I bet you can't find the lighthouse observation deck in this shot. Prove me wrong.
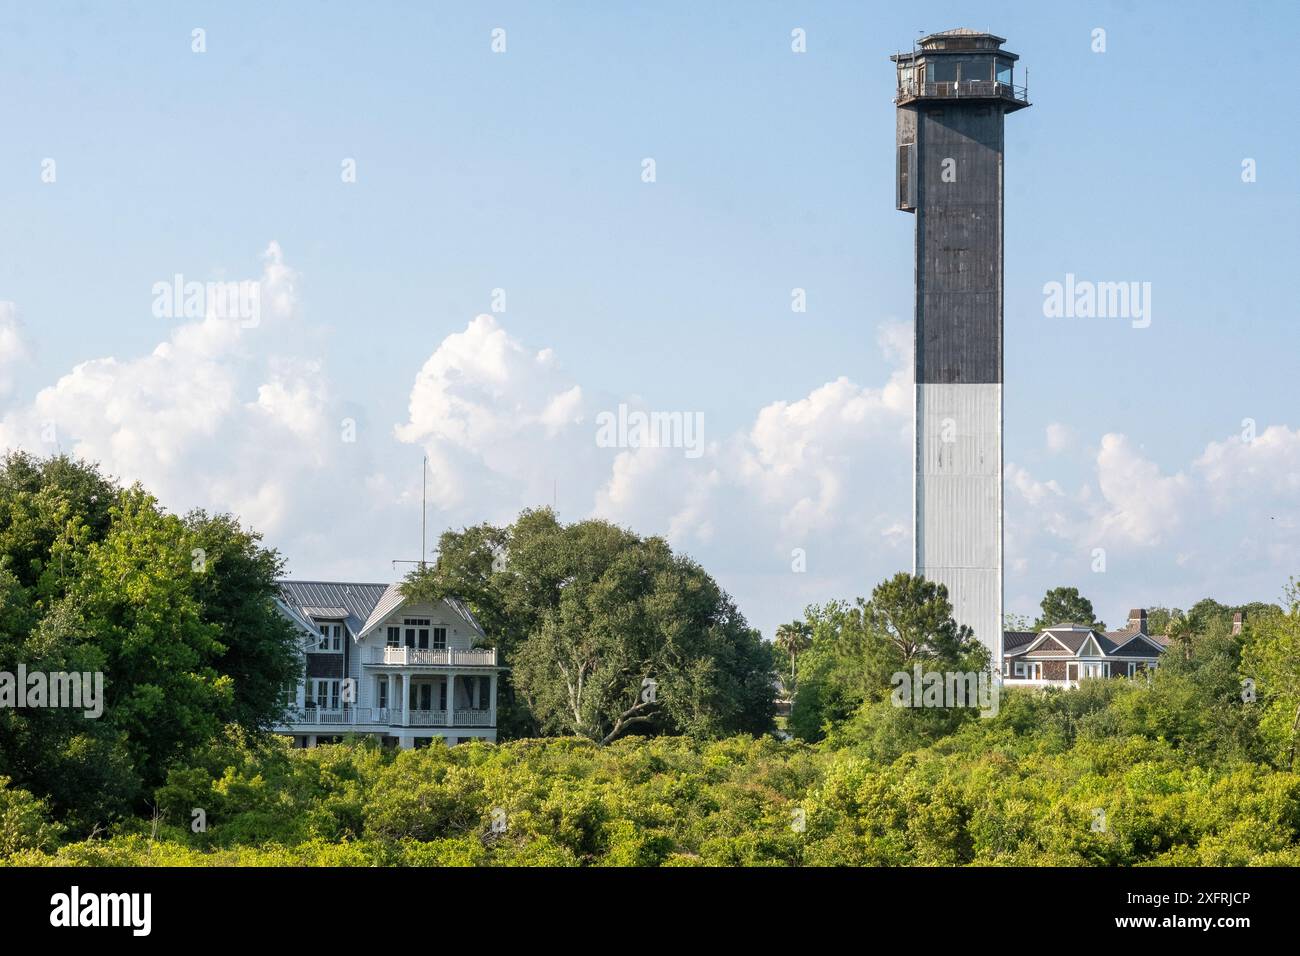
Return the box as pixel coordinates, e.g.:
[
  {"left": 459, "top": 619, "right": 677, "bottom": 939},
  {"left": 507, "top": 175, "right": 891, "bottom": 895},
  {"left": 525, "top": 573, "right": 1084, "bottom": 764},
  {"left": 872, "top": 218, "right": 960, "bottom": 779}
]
[
  {"left": 891, "top": 29, "right": 1030, "bottom": 112},
  {"left": 894, "top": 78, "right": 1029, "bottom": 111}
]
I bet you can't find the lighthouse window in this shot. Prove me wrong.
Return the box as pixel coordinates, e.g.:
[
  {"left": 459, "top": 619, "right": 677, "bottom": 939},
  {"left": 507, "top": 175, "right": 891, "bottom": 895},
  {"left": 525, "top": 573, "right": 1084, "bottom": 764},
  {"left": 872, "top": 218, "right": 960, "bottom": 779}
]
[
  {"left": 996, "top": 59, "right": 1013, "bottom": 85},
  {"left": 930, "top": 59, "right": 957, "bottom": 83}
]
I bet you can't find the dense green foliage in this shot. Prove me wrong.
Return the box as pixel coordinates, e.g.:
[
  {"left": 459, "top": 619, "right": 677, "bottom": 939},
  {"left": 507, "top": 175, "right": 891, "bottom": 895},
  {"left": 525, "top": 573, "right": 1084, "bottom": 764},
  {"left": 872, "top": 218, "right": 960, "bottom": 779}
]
[
  {"left": 1033, "top": 586, "right": 1104, "bottom": 631},
  {"left": 404, "top": 508, "right": 775, "bottom": 743},
  {"left": 788, "top": 573, "right": 989, "bottom": 745},
  {"left": 6, "top": 679, "right": 1300, "bottom": 866},
  {"left": 0, "top": 453, "right": 300, "bottom": 830}
]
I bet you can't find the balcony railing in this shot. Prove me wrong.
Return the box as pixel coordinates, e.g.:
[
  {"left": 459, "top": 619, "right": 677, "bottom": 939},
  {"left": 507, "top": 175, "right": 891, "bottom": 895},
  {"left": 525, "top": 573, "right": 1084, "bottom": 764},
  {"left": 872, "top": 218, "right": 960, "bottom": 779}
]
[
  {"left": 282, "top": 706, "right": 387, "bottom": 726},
  {"left": 367, "top": 646, "right": 498, "bottom": 667},
  {"left": 453, "top": 709, "right": 494, "bottom": 727},
  {"left": 895, "top": 80, "right": 1029, "bottom": 106},
  {"left": 278, "top": 706, "right": 494, "bottom": 729}
]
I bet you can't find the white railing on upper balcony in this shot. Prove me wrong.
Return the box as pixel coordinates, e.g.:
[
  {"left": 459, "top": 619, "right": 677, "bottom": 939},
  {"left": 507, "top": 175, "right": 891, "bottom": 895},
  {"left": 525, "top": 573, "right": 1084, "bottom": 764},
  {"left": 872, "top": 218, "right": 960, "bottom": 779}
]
[
  {"left": 279, "top": 706, "right": 495, "bottom": 728},
  {"left": 366, "top": 646, "right": 498, "bottom": 666}
]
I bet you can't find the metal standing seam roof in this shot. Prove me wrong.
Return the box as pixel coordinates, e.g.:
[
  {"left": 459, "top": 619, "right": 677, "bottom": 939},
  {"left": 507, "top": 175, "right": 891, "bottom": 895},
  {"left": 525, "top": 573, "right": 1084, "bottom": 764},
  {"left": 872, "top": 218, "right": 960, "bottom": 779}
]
[
  {"left": 277, "top": 580, "right": 487, "bottom": 642},
  {"left": 276, "top": 581, "right": 392, "bottom": 638}
]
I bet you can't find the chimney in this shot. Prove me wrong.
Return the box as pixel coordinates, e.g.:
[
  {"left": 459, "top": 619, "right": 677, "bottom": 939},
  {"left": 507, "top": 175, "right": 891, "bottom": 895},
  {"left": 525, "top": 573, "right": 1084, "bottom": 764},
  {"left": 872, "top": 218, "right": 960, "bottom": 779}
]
[
  {"left": 1232, "top": 611, "right": 1245, "bottom": 636},
  {"left": 1127, "top": 608, "right": 1147, "bottom": 634}
]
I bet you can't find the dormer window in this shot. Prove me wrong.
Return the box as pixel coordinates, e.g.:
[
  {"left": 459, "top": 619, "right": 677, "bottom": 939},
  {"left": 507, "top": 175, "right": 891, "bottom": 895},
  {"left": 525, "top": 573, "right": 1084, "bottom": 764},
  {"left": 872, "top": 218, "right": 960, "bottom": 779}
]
[{"left": 316, "top": 622, "right": 343, "bottom": 653}]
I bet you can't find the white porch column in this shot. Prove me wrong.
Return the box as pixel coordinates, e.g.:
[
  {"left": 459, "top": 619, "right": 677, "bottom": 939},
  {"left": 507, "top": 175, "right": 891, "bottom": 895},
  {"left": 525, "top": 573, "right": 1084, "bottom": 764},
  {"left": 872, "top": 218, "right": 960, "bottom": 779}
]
[
  {"left": 446, "top": 673, "right": 456, "bottom": 730},
  {"left": 489, "top": 673, "right": 498, "bottom": 726},
  {"left": 400, "top": 671, "right": 410, "bottom": 727}
]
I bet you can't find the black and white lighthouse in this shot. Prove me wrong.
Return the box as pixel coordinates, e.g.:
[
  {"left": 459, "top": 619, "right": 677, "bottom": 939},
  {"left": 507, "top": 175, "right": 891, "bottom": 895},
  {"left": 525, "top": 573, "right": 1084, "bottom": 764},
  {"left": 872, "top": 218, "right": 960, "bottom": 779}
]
[{"left": 891, "top": 30, "right": 1030, "bottom": 663}]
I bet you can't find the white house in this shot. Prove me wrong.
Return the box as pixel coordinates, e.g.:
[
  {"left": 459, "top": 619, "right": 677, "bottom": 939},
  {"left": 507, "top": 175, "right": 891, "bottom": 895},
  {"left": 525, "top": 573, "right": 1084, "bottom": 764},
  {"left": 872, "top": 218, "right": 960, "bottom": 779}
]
[{"left": 273, "top": 580, "right": 503, "bottom": 748}]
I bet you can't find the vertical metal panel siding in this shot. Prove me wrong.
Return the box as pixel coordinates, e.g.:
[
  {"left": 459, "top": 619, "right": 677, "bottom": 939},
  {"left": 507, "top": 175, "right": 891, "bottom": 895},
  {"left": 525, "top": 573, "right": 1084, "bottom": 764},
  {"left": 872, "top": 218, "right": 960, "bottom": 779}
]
[{"left": 916, "top": 383, "right": 1002, "bottom": 653}]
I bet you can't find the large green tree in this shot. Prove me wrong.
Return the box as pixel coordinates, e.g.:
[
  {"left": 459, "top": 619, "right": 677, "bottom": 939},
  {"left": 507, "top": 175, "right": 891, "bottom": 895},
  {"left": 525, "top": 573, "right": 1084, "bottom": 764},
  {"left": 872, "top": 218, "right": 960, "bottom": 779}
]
[
  {"left": 1033, "top": 586, "right": 1104, "bottom": 631},
  {"left": 788, "top": 573, "right": 990, "bottom": 743},
  {"left": 0, "top": 453, "right": 301, "bottom": 829},
  {"left": 404, "top": 508, "right": 774, "bottom": 743}
]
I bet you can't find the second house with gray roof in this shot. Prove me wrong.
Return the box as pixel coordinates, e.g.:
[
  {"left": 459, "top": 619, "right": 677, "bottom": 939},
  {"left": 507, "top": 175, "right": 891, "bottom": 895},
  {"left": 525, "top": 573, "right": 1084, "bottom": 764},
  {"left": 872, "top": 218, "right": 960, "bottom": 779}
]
[{"left": 1002, "top": 608, "right": 1167, "bottom": 688}]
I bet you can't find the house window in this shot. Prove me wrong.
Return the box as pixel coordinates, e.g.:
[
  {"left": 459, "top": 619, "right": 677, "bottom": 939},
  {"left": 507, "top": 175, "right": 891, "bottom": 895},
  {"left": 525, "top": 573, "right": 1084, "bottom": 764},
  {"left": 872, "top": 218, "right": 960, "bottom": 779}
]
[
  {"left": 377, "top": 679, "right": 388, "bottom": 709},
  {"left": 311, "top": 679, "right": 340, "bottom": 710},
  {"left": 316, "top": 622, "right": 343, "bottom": 652},
  {"left": 1013, "top": 662, "right": 1025, "bottom": 677},
  {"left": 404, "top": 618, "right": 431, "bottom": 650},
  {"left": 432, "top": 627, "right": 447, "bottom": 650},
  {"left": 386, "top": 626, "right": 400, "bottom": 648}
]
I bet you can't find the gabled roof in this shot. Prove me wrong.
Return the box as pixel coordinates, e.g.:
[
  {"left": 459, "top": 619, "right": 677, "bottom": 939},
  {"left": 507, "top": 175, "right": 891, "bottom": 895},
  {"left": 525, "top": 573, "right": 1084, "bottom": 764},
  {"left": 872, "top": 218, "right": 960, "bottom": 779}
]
[
  {"left": 277, "top": 579, "right": 488, "bottom": 644},
  {"left": 353, "top": 584, "right": 487, "bottom": 641},
  {"left": 1005, "top": 624, "right": 1165, "bottom": 661},
  {"left": 1105, "top": 631, "right": 1166, "bottom": 657},
  {"left": 1036, "top": 626, "right": 1095, "bottom": 654},
  {"left": 357, "top": 583, "right": 408, "bottom": 638}
]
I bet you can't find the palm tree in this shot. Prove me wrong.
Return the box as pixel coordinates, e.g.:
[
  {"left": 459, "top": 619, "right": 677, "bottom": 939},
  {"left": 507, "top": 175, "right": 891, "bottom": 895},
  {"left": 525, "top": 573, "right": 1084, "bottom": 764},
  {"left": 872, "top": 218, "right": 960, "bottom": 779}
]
[
  {"left": 1166, "top": 611, "right": 1195, "bottom": 662},
  {"left": 774, "top": 621, "right": 813, "bottom": 695}
]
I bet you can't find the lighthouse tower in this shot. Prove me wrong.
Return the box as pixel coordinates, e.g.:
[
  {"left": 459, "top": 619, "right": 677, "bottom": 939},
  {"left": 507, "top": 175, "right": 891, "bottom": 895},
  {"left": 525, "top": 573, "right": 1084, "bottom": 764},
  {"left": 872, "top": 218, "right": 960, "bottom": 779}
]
[{"left": 891, "top": 30, "right": 1030, "bottom": 664}]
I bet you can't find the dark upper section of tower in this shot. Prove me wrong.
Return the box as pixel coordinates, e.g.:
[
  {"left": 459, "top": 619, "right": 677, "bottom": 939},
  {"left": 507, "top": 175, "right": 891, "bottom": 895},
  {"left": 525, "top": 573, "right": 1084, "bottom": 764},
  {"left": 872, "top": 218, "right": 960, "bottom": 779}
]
[{"left": 891, "top": 28, "right": 1029, "bottom": 113}]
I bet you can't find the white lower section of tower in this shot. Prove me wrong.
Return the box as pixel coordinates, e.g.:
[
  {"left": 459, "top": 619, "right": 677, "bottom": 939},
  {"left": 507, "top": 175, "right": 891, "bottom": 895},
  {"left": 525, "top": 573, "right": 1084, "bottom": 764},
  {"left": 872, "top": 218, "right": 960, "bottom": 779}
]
[{"left": 914, "top": 382, "right": 1003, "bottom": 664}]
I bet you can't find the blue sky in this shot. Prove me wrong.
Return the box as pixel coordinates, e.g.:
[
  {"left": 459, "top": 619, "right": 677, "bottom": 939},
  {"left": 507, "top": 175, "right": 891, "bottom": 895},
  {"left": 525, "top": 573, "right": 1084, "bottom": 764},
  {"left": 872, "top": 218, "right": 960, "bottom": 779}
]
[{"left": 2, "top": 0, "right": 1298, "bottom": 638}]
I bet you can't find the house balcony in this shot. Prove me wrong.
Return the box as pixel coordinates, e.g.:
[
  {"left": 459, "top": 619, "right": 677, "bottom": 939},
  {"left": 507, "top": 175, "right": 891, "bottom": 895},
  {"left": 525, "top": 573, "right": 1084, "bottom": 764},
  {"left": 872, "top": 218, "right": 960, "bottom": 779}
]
[
  {"left": 275, "top": 706, "right": 495, "bottom": 730},
  {"left": 365, "top": 646, "right": 498, "bottom": 667}
]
